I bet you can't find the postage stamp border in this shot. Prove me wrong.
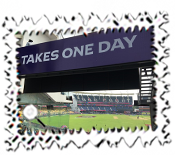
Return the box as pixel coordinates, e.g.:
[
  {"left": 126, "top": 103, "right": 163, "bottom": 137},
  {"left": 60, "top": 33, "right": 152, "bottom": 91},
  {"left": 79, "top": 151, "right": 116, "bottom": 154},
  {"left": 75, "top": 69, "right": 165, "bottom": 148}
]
[{"left": 2, "top": 12, "right": 170, "bottom": 150}]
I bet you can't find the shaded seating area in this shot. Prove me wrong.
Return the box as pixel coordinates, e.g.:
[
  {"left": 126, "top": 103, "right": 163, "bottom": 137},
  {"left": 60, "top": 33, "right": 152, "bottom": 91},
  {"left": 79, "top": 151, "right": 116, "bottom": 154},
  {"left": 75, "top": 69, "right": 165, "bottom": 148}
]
[{"left": 73, "top": 95, "right": 133, "bottom": 104}]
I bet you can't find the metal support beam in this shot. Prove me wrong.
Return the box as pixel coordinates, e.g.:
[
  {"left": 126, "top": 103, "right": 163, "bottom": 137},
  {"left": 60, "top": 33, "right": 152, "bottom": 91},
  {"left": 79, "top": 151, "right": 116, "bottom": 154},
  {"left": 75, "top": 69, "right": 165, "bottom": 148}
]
[{"left": 73, "top": 91, "right": 135, "bottom": 96}]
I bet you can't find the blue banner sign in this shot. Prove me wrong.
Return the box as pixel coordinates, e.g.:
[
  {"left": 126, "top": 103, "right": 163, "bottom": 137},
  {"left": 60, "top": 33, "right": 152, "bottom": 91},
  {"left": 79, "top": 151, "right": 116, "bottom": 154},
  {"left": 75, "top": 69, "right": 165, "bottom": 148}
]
[{"left": 17, "top": 26, "right": 154, "bottom": 75}]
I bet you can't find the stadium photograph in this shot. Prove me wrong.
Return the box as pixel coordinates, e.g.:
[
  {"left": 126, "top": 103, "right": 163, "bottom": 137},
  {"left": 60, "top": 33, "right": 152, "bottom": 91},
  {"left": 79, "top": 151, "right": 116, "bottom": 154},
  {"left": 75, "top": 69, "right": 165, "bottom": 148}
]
[
  {"left": 16, "top": 24, "right": 156, "bottom": 135},
  {"left": 18, "top": 91, "right": 152, "bottom": 134}
]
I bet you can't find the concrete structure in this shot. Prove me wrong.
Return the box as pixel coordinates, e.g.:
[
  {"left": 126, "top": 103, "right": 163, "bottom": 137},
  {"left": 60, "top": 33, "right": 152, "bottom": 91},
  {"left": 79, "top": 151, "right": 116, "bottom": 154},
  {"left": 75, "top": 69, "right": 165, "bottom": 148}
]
[{"left": 47, "top": 92, "right": 72, "bottom": 103}]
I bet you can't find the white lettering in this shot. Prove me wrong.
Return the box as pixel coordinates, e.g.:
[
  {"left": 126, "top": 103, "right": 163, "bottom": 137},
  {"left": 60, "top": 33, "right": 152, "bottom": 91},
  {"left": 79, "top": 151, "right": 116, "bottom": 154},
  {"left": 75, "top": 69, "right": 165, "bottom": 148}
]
[
  {"left": 26, "top": 55, "right": 34, "bottom": 64},
  {"left": 21, "top": 35, "right": 137, "bottom": 65},
  {"left": 123, "top": 35, "right": 137, "bottom": 48},
  {"left": 22, "top": 55, "right": 28, "bottom": 64},
  {"left": 35, "top": 53, "right": 43, "bottom": 63},
  {"left": 111, "top": 39, "right": 125, "bottom": 51},
  {"left": 85, "top": 43, "right": 94, "bottom": 55},
  {"left": 51, "top": 50, "right": 59, "bottom": 60},
  {"left": 73, "top": 46, "right": 84, "bottom": 57},
  {"left": 62, "top": 48, "right": 73, "bottom": 58},
  {"left": 99, "top": 41, "right": 110, "bottom": 53},
  {"left": 43, "top": 52, "right": 50, "bottom": 61}
]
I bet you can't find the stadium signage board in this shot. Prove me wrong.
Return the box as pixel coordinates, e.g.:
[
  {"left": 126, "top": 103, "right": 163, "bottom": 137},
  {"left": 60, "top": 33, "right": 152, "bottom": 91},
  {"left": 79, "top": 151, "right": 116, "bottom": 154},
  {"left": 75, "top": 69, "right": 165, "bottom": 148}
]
[{"left": 17, "top": 27, "right": 154, "bottom": 75}]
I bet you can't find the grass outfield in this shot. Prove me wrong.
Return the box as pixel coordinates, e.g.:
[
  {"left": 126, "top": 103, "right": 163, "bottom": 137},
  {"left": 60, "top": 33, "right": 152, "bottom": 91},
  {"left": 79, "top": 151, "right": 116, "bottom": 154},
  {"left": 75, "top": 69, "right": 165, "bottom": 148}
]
[
  {"left": 31, "top": 114, "right": 151, "bottom": 132},
  {"left": 31, "top": 115, "right": 70, "bottom": 128}
]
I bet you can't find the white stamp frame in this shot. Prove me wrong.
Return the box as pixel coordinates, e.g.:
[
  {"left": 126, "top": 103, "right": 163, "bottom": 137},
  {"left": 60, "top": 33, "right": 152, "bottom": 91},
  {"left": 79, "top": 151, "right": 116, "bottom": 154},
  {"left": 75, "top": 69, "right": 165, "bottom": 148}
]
[{"left": 2, "top": 12, "right": 170, "bottom": 151}]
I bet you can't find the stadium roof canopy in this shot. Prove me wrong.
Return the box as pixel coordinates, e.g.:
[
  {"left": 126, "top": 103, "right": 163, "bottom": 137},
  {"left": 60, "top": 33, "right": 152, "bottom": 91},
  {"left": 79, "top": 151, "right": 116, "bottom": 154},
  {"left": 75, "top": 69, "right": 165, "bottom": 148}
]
[{"left": 72, "top": 89, "right": 139, "bottom": 96}]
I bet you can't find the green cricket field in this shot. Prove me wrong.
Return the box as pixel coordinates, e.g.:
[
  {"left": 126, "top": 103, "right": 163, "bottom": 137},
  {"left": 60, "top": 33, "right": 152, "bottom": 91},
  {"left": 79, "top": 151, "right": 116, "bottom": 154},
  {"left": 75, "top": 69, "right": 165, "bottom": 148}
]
[{"left": 31, "top": 114, "right": 151, "bottom": 132}]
